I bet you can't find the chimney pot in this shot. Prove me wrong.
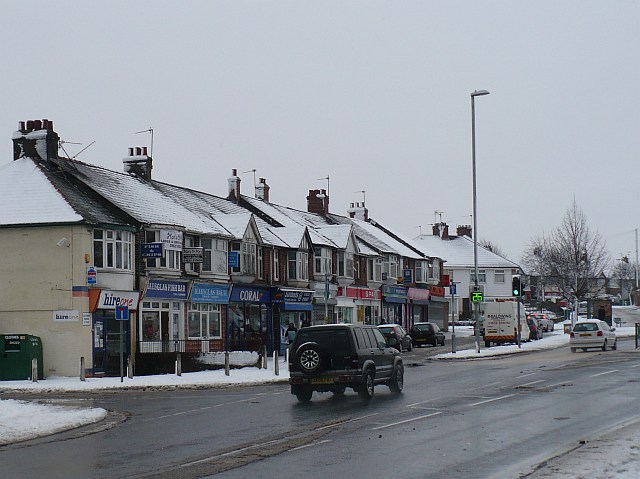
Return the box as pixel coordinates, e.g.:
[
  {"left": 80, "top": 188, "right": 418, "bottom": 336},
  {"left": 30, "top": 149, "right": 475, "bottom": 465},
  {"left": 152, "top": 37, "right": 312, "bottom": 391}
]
[
  {"left": 142, "top": 146, "right": 148, "bottom": 156},
  {"left": 129, "top": 147, "right": 134, "bottom": 156},
  {"left": 135, "top": 147, "right": 142, "bottom": 156},
  {"left": 26, "top": 120, "right": 34, "bottom": 131},
  {"left": 34, "top": 120, "right": 42, "bottom": 130},
  {"left": 19, "top": 121, "right": 25, "bottom": 131}
]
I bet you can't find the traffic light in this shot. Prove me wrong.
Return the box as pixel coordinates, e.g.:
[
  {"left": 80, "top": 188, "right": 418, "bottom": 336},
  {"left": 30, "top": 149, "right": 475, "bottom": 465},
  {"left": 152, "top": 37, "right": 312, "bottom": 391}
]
[{"left": 512, "top": 275, "right": 521, "bottom": 297}]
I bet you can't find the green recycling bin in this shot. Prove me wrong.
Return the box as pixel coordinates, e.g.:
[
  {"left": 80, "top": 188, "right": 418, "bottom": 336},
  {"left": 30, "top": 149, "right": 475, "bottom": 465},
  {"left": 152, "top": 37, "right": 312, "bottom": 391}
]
[{"left": 0, "top": 334, "right": 44, "bottom": 380}]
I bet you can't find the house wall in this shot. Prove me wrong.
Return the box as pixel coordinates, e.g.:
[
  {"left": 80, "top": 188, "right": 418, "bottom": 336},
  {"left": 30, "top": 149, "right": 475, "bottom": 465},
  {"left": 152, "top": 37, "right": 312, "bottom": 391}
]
[{"left": 0, "top": 225, "right": 94, "bottom": 376}]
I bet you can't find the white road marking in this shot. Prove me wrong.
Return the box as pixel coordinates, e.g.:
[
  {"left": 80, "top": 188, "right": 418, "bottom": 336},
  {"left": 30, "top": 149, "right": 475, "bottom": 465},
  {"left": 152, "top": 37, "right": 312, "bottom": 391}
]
[
  {"left": 516, "top": 372, "right": 537, "bottom": 379},
  {"left": 468, "top": 394, "right": 516, "bottom": 407},
  {"left": 590, "top": 369, "right": 618, "bottom": 378},
  {"left": 290, "top": 439, "right": 332, "bottom": 451},
  {"left": 371, "top": 412, "right": 442, "bottom": 430},
  {"left": 515, "top": 379, "right": 546, "bottom": 388}
]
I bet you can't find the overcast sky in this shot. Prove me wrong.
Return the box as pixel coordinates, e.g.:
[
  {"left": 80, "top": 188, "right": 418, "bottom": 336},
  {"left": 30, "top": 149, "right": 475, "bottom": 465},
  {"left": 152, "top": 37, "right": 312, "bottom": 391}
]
[{"left": 2, "top": 1, "right": 638, "bottom": 265}]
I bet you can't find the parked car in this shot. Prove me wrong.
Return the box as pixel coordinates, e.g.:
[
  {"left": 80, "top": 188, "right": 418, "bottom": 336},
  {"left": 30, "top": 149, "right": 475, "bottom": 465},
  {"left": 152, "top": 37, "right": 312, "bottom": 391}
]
[
  {"left": 288, "top": 324, "right": 404, "bottom": 402},
  {"left": 570, "top": 320, "right": 617, "bottom": 352},
  {"left": 526, "top": 317, "right": 543, "bottom": 340},
  {"left": 410, "top": 322, "right": 445, "bottom": 347},
  {"left": 377, "top": 324, "right": 413, "bottom": 352},
  {"left": 527, "top": 313, "right": 554, "bottom": 332}
]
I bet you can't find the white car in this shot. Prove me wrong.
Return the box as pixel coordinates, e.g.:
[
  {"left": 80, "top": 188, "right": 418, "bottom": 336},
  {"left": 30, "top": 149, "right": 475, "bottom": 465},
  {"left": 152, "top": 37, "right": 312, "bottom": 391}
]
[{"left": 569, "top": 320, "right": 617, "bottom": 352}]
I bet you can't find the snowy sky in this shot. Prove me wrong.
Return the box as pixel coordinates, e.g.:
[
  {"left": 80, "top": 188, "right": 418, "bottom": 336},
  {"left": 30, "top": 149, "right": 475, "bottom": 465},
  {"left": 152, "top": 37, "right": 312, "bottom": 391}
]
[{"left": 1, "top": 1, "right": 638, "bottom": 262}]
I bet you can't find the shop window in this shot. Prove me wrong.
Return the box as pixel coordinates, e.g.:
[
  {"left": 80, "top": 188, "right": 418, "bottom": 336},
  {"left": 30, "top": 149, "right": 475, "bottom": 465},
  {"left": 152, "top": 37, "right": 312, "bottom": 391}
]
[
  {"left": 187, "top": 303, "right": 221, "bottom": 339},
  {"left": 93, "top": 229, "right": 132, "bottom": 270}
]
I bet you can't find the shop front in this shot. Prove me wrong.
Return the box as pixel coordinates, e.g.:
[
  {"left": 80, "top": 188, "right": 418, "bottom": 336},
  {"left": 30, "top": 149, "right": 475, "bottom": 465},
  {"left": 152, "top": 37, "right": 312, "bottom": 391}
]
[
  {"left": 228, "top": 285, "right": 271, "bottom": 352},
  {"left": 311, "top": 281, "right": 337, "bottom": 325},
  {"left": 272, "top": 288, "right": 313, "bottom": 353},
  {"left": 382, "top": 285, "right": 407, "bottom": 327},
  {"left": 139, "top": 279, "right": 187, "bottom": 353},
  {"left": 90, "top": 289, "right": 140, "bottom": 376},
  {"left": 428, "top": 285, "right": 449, "bottom": 330},
  {"left": 188, "top": 283, "right": 229, "bottom": 353},
  {"left": 407, "top": 287, "right": 430, "bottom": 324},
  {"left": 337, "top": 286, "right": 382, "bottom": 325}
]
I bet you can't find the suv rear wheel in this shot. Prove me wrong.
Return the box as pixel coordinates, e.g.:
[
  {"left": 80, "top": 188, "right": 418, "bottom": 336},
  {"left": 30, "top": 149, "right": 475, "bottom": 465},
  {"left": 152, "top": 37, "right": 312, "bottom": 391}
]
[
  {"left": 293, "top": 385, "right": 313, "bottom": 402},
  {"left": 296, "top": 342, "right": 324, "bottom": 373},
  {"left": 358, "top": 369, "right": 375, "bottom": 400}
]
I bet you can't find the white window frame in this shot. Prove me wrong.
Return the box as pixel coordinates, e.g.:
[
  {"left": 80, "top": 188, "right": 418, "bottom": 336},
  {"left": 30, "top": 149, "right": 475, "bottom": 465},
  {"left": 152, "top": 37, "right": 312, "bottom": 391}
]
[
  {"left": 314, "top": 247, "right": 332, "bottom": 275},
  {"left": 471, "top": 269, "right": 487, "bottom": 284},
  {"left": 383, "top": 254, "right": 399, "bottom": 280},
  {"left": 93, "top": 229, "right": 132, "bottom": 270},
  {"left": 337, "top": 251, "right": 354, "bottom": 279},
  {"left": 494, "top": 269, "right": 505, "bottom": 283},
  {"left": 257, "top": 246, "right": 264, "bottom": 279},
  {"left": 367, "top": 257, "right": 382, "bottom": 282},
  {"left": 288, "top": 250, "right": 309, "bottom": 281},
  {"left": 415, "top": 260, "right": 428, "bottom": 283},
  {"left": 273, "top": 250, "right": 280, "bottom": 281}
]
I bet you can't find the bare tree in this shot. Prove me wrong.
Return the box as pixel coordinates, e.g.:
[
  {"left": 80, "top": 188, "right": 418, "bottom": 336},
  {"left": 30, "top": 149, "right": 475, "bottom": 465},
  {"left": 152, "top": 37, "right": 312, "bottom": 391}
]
[
  {"left": 522, "top": 201, "right": 610, "bottom": 301},
  {"left": 611, "top": 255, "right": 637, "bottom": 302},
  {"left": 478, "top": 238, "right": 507, "bottom": 258}
]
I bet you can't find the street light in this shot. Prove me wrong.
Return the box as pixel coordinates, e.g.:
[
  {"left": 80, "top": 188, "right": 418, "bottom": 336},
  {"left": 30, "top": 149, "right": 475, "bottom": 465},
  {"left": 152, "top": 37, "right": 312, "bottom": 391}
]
[{"left": 471, "top": 89, "right": 490, "bottom": 353}]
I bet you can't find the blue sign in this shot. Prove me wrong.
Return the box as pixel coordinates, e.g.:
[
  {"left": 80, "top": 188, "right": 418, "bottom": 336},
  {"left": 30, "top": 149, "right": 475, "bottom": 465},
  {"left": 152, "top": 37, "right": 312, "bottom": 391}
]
[
  {"left": 141, "top": 243, "right": 163, "bottom": 258},
  {"left": 145, "top": 280, "right": 187, "bottom": 300},
  {"left": 228, "top": 251, "right": 240, "bottom": 268},
  {"left": 115, "top": 305, "right": 129, "bottom": 321},
  {"left": 230, "top": 286, "right": 271, "bottom": 303},
  {"left": 87, "top": 266, "right": 97, "bottom": 285},
  {"left": 190, "top": 283, "right": 230, "bottom": 304},
  {"left": 403, "top": 269, "right": 413, "bottom": 284},
  {"left": 450, "top": 283, "right": 457, "bottom": 295}
]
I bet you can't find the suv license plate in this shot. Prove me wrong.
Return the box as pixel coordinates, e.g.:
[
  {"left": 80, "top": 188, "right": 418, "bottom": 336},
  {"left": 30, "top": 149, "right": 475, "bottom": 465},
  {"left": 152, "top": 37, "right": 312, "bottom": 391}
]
[{"left": 311, "top": 377, "right": 335, "bottom": 384}]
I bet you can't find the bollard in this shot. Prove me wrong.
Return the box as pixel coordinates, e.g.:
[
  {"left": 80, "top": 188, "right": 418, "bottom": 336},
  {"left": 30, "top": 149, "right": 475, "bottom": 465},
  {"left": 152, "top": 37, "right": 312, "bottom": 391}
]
[
  {"left": 274, "top": 351, "right": 279, "bottom": 376},
  {"left": 127, "top": 356, "right": 133, "bottom": 379},
  {"left": 225, "top": 351, "right": 230, "bottom": 376},
  {"left": 285, "top": 347, "right": 289, "bottom": 370},
  {"left": 80, "top": 357, "right": 86, "bottom": 381},
  {"left": 176, "top": 353, "right": 182, "bottom": 376},
  {"left": 31, "top": 358, "right": 38, "bottom": 383},
  {"left": 262, "top": 346, "right": 268, "bottom": 369}
]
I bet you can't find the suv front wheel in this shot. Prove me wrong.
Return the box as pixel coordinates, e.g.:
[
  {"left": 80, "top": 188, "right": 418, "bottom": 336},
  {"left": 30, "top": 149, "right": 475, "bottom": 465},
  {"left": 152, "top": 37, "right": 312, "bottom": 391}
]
[
  {"left": 358, "top": 369, "right": 375, "bottom": 400},
  {"left": 388, "top": 364, "right": 404, "bottom": 393}
]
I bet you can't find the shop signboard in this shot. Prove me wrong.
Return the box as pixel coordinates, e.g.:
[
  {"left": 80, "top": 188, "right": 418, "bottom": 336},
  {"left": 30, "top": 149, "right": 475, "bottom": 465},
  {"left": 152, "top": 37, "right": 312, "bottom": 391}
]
[
  {"left": 273, "top": 289, "right": 313, "bottom": 303},
  {"left": 141, "top": 243, "right": 163, "bottom": 258},
  {"left": 160, "top": 230, "right": 183, "bottom": 251},
  {"left": 403, "top": 269, "right": 413, "bottom": 284},
  {"left": 98, "top": 290, "right": 140, "bottom": 310},
  {"left": 53, "top": 310, "right": 80, "bottom": 322},
  {"left": 190, "top": 283, "right": 230, "bottom": 304},
  {"left": 145, "top": 280, "right": 187, "bottom": 300},
  {"left": 183, "top": 247, "right": 204, "bottom": 263},
  {"left": 230, "top": 286, "right": 270, "bottom": 303},
  {"left": 228, "top": 251, "right": 240, "bottom": 268}
]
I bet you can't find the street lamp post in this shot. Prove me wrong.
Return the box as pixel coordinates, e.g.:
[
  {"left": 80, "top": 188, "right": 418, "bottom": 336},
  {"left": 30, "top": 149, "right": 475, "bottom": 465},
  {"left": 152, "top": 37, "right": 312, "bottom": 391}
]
[{"left": 471, "top": 89, "right": 490, "bottom": 353}]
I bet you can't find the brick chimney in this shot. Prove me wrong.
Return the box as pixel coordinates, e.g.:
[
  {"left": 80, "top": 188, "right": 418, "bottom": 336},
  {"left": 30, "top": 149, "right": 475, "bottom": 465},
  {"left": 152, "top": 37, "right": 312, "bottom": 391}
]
[
  {"left": 456, "top": 225, "right": 472, "bottom": 238},
  {"left": 256, "top": 177, "right": 270, "bottom": 202},
  {"left": 13, "top": 119, "right": 59, "bottom": 163},
  {"left": 432, "top": 222, "right": 449, "bottom": 239},
  {"left": 307, "top": 189, "right": 329, "bottom": 216},
  {"left": 228, "top": 168, "right": 241, "bottom": 202},
  {"left": 347, "top": 202, "right": 368, "bottom": 221},
  {"left": 123, "top": 147, "right": 152, "bottom": 181}
]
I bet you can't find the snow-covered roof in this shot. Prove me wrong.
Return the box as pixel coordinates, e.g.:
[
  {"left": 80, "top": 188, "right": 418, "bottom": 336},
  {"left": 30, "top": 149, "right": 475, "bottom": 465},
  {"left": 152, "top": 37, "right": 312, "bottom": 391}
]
[
  {"left": 350, "top": 218, "right": 424, "bottom": 259},
  {"left": 412, "top": 234, "right": 521, "bottom": 269},
  {"left": 0, "top": 158, "right": 133, "bottom": 228},
  {"left": 0, "top": 158, "right": 83, "bottom": 225}
]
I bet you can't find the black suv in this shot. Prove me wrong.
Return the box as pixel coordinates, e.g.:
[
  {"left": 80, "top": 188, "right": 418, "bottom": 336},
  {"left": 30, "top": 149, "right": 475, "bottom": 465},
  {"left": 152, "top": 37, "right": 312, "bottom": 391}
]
[{"left": 288, "top": 324, "right": 404, "bottom": 402}]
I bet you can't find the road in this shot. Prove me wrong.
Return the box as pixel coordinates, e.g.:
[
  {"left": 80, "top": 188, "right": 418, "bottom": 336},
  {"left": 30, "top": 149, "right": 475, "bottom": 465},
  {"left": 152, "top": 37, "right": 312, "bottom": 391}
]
[{"left": 1, "top": 339, "right": 638, "bottom": 479}]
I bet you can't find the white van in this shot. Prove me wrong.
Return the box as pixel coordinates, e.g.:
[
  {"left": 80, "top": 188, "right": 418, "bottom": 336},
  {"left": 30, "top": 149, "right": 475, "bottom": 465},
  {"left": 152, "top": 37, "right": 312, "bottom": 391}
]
[{"left": 482, "top": 301, "right": 530, "bottom": 347}]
